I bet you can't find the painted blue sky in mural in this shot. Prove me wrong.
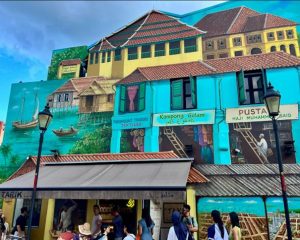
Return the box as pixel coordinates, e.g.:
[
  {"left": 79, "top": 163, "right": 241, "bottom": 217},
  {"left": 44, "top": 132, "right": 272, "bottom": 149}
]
[{"left": 1, "top": 1, "right": 299, "bottom": 121}]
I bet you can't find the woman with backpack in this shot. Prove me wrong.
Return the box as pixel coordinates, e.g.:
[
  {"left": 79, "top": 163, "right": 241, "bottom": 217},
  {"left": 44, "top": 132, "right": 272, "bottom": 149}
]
[
  {"left": 207, "top": 210, "right": 228, "bottom": 240},
  {"left": 137, "top": 208, "right": 154, "bottom": 240}
]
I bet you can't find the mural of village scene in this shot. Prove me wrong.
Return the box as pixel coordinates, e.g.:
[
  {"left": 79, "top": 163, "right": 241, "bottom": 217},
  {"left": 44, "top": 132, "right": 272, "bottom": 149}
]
[
  {"left": 159, "top": 125, "right": 213, "bottom": 163},
  {"left": 267, "top": 198, "right": 300, "bottom": 240},
  {"left": 121, "top": 129, "right": 145, "bottom": 153},
  {"left": 197, "top": 197, "right": 268, "bottom": 240},
  {"left": 0, "top": 47, "right": 119, "bottom": 179},
  {"left": 229, "top": 121, "right": 295, "bottom": 164}
]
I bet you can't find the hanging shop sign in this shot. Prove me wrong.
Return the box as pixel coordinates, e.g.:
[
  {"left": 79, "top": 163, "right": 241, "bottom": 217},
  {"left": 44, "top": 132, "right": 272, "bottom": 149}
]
[
  {"left": 153, "top": 110, "right": 215, "bottom": 127},
  {"left": 61, "top": 65, "right": 78, "bottom": 74},
  {"left": 112, "top": 115, "right": 151, "bottom": 129},
  {"left": 226, "top": 104, "right": 298, "bottom": 123}
]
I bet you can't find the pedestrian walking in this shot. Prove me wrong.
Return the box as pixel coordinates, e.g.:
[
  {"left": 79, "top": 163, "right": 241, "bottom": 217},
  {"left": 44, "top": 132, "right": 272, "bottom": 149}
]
[
  {"left": 227, "top": 212, "right": 241, "bottom": 240},
  {"left": 137, "top": 208, "right": 154, "bottom": 240},
  {"left": 181, "top": 204, "right": 198, "bottom": 240},
  {"left": 167, "top": 211, "right": 189, "bottom": 240},
  {"left": 111, "top": 206, "right": 124, "bottom": 240},
  {"left": 11, "top": 207, "right": 28, "bottom": 238},
  {"left": 207, "top": 210, "right": 228, "bottom": 240},
  {"left": 1, "top": 215, "right": 9, "bottom": 240},
  {"left": 91, "top": 205, "right": 102, "bottom": 239}
]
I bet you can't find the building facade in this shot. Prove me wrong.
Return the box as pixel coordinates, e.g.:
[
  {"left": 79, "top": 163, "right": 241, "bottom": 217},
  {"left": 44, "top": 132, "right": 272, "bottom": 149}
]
[{"left": 194, "top": 7, "right": 300, "bottom": 59}]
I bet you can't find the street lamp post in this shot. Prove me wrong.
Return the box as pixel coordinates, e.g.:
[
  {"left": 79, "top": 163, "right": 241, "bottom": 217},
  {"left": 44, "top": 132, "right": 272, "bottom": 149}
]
[
  {"left": 27, "top": 104, "right": 52, "bottom": 240},
  {"left": 264, "top": 83, "right": 292, "bottom": 240}
]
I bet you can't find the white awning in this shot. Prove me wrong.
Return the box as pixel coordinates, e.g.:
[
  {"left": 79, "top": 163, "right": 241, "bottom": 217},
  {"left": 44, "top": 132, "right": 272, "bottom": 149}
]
[{"left": 0, "top": 160, "right": 190, "bottom": 201}]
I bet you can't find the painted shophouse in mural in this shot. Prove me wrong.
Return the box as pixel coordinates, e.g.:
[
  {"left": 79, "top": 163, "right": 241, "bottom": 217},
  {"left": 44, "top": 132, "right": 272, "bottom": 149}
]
[{"left": 1, "top": 2, "right": 300, "bottom": 240}]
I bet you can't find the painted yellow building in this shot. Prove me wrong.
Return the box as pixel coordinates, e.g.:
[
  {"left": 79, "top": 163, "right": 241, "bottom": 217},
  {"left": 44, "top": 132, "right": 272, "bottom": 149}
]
[
  {"left": 194, "top": 7, "right": 300, "bottom": 59},
  {"left": 57, "top": 59, "right": 82, "bottom": 79},
  {"left": 86, "top": 10, "right": 204, "bottom": 79}
]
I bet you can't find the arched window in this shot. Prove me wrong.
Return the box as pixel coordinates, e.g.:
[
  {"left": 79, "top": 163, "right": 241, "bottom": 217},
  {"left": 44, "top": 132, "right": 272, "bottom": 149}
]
[
  {"left": 289, "top": 44, "right": 296, "bottom": 56},
  {"left": 251, "top": 48, "right": 262, "bottom": 55},
  {"left": 280, "top": 45, "right": 286, "bottom": 52},
  {"left": 270, "top": 46, "right": 276, "bottom": 52}
]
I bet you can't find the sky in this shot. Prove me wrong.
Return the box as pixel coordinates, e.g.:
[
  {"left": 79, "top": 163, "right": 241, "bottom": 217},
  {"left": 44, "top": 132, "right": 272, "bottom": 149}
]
[{"left": 0, "top": 1, "right": 223, "bottom": 122}]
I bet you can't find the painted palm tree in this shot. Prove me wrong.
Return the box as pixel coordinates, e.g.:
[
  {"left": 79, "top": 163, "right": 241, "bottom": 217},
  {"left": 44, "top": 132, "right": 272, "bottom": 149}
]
[{"left": 0, "top": 144, "right": 12, "bottom": 166}]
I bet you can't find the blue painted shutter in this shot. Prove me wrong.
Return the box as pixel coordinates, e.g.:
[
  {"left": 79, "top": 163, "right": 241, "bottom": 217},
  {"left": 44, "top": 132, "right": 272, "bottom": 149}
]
[
  {"left": 119, "top": 85, "right": 126, "bottom": 113},
  {"left": 190, "top": 75, "right": 197, "bottom": 108},
  {"left": 237, "top": 70, "right": 247, "bottom": 104},
  {"left": 171, "top": 80, "right": 183, "bottom": 109},
  {"left": 138, "top": 83, "right": 146, "bottom": 111}
]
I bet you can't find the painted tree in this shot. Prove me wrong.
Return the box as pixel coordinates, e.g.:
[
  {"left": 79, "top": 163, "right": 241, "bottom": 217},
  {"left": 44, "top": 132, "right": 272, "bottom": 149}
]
[{"left": 0, "top": 144, "right": 11, "bottom": 166}]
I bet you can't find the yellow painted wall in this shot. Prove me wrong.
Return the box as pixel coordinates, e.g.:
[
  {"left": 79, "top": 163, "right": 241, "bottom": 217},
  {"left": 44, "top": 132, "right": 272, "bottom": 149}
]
[
  {"left": 31, "top": 199, "right": 49, "bottom": 240},
  {"left": 43, "top": 199, "right": 55, "bottom": 240},
  {"left": 87, "top": 37, "right": 203, "bottom": 79},
  {"left": 186, "top": 187, "right": 197, "bottom": 240},
  {"left": 86, "top": 200, "right": 97, "bottom": 225},
  {"left": 87, "top": 53, "right": 101, "bottom": 76},
  {"left": 122, "top": 38, "right": 203, "bottom": 78},
  {"left": 2, "top": 199, "right": 16, "bottom": 227},
  {"left": 203, "top": 26, "right": 300, "bottom": 59},
  {"left": 99, "top": 52, "right": 113, "bottom": 78}
]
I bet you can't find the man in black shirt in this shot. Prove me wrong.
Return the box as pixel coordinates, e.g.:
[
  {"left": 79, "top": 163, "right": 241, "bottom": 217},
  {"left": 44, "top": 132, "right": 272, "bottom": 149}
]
[{"left": 13, "top": 207, "right": 28, "bottom": 237}]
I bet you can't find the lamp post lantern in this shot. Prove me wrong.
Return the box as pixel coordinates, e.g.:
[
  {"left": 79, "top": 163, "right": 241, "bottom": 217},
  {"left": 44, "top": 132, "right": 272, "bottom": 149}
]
[
  {"left": 264, "top": 83, "right": 292, "bottom": 240},
  {"left": 27, "top": 103, "right": 52, "bottom": 240}
]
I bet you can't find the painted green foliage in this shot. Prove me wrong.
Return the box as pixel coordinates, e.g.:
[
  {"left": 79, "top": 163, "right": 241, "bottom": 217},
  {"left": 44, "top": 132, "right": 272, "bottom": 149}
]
[
  {"left": 47, "top": 46, "right": 88, "bottom": 80},
  {"left": 69, "top": 125, "right": 131, "bottom": 154}
]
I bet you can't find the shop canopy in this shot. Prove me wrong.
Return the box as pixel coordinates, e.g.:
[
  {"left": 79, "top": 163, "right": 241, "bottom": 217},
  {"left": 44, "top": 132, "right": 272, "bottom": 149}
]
[{"left": 0, "top": 159, "right": 192, "bottom": 201}]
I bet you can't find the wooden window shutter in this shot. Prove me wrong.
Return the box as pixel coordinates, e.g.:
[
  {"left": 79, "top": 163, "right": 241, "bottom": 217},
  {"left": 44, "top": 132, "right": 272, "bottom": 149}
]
[
  {"left": 237, "top": 70, "right": 247, "bottom": 104},
  {"left": 138, "top": 83, "right": 146, "bottom": 111},
  {"left": 119, "top": 85, "right": 126, "bottom": 113},
  {"left": 171, "top": 80, "right": 183, "bottom": 109},
  {"left": 190, "top": 75, "right": 197, "bottom": 108}
]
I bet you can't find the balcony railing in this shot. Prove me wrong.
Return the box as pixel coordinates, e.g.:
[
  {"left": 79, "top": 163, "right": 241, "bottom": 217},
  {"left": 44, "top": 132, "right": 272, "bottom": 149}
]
[
  {"left": 141, "top": 52, "right": 151, "bottom": 58},
  {"left": 114, "top": 55, "right": 121, "bottom": 61},
  {"left": 128, "top": 53, "right": 138, "bottom": 60},
  {"left": 155, "top": 50, "right": 165, "bottom": 57},
  {"left": 169, "top": 48, "right": 180, "bottom": 55},
  {"left": 184, "top": 45, "right": 197, "bottom": 53}
]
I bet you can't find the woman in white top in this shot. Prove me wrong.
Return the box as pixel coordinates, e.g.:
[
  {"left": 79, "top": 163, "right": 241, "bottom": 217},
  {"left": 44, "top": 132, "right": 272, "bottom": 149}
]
[
  {"left": 123, "top": 223, "right": 135, "bottom": 240},
  {"left": 167, "top": 211, "right": 189, "bottom": 240},
  {"left": 207, "top": 210, "right": 228, "bottom": 240}
]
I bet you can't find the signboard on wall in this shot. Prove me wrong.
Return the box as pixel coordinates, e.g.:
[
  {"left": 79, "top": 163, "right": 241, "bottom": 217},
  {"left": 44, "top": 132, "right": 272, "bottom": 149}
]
[
  {"left": 61, "top": 65, "right": 78, "bottom": 74},
  {"left": 112, "top": 115, "right": 151, "bottom": 129},
  {"left": 226, "top": 104, "right": 298, "bottom": 123},
  {"left": 153, "top": 110, "right": 215, "bottom": 127}
]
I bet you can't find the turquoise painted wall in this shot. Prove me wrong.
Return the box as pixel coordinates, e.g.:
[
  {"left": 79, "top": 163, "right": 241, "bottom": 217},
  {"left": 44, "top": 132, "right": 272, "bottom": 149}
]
[{"left": 111, "top": 66, "right": 300, "bottom": 164}]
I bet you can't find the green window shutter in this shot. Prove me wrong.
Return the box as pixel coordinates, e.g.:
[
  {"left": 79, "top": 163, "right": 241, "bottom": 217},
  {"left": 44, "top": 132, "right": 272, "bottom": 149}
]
[
  {"left": 119, "top": 85, "right": 126, "bottom": 113},
  {"left": 171, "top": 80, "right": 183, "bottom": 109},
  {"left": 190, "top": 75, "right": 197, "bottom": 108},
  {"left": 138, "top": 83, "right": 146, "bottom": 111},
  {"left": 237, "top": 70, "right": 247, "bottom": 104},
  {"left": 261, "top": 68, "right": 267, "bottom": 93}
]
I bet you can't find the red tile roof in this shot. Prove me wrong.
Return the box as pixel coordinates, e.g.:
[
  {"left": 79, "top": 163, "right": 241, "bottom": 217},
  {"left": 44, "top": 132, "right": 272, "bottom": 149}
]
[
  {"left": 8, "top": 151, "right": 208, "bottom": 184},
  {"left": 194, "top": 6, "right": 296, "bottom": 38},
  {"left": 117, "top": 52, "right": 300, "bottom": 84},
  {"left": 60, "top": 59, "right": 81, "bottom": 66},
  {"left": 90, "top": 10, "right": 204, "bottom": 52},
  {"left": 53, "top": 76, "right": 105, "bottom": 94},
  {"left": 243, "top": 14, "right": 297, "bottom": 32}
]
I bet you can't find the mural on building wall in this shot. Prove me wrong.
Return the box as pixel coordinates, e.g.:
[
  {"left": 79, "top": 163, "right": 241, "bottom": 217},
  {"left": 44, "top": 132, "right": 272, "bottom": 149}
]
[
  {"left": 267, "top": 197, "right": 300, "bottom": 239},
  {"left": 121, "top": 129, "right": 145, "bottom": 152},
  {"left": 159, "top": 125, "right": 214, "bottom": 163},
  {"left": 0, "top": 80, "right": 114, "bottom": 180},
  {"left": 47, "top": 46, "right": 88, "bottom": 80},
  {"left": 229, "top": 121, "right": 295, "bottom": 164},
  {"left": 197, "top": 197, "right": 268, "bottom": 239},
  {"left": 197, "top": 197, "right": 300, "bottom": 240}
]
